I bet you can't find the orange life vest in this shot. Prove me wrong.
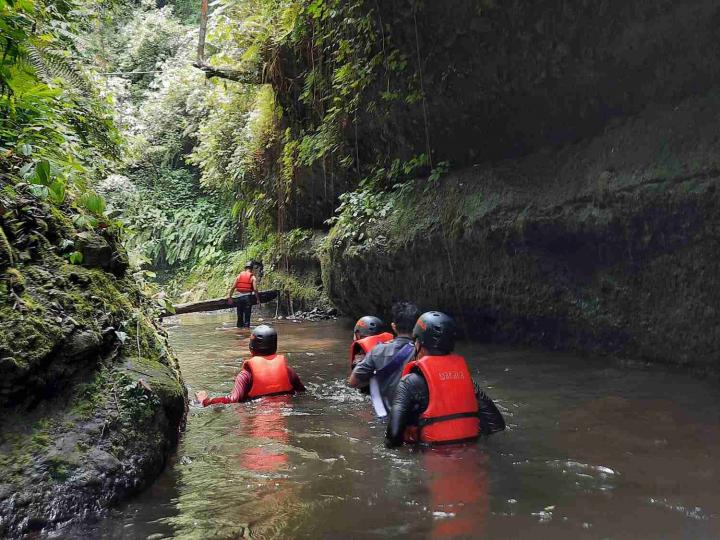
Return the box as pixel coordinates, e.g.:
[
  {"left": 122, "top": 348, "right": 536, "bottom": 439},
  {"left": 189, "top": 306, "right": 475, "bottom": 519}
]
[
  {"left": 235, "top": 270, "right": 254, "bottom": 293},
  {"left": 349, "top": 332, "right": 394, "bottom": 366},
  {"left": 401, "top": 354, "right": 480, "bottom": 444},
  {"left": 244, "top": 354, "right": 293, "bottom": 398}
]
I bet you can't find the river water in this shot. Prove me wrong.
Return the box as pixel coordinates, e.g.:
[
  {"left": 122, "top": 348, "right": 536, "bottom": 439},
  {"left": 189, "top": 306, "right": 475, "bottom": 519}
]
[{"left": 88, "top": 312, "right": 719, "bottom": 539}]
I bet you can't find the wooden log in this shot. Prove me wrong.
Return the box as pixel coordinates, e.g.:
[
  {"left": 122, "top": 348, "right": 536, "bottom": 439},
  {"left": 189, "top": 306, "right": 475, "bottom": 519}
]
[{"left": 160, "top": 290, "right": 278, "bottom": 317}]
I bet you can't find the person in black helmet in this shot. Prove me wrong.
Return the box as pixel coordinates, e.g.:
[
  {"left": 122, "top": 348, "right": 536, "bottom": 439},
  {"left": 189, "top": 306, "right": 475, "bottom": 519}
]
[
  {"left": 227, "top": 261, "right": 261, "bottom": 328},
  {"left": 349, "top": 315, "right": 394, "bottom": 369},
  {"left": 196, "top": 325, "right": 305, "bottom": 406},
  {"left": 385, "top": 311, "right": 505, "bottom": 447},
  {"left": 347, "top": 302, "right": 421, "bottom": 413}
]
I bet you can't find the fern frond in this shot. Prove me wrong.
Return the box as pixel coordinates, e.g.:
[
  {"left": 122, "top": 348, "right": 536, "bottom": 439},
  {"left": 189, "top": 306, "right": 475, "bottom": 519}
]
[{"left": 27, "top": 44, "right": 90, "bottom": 95}]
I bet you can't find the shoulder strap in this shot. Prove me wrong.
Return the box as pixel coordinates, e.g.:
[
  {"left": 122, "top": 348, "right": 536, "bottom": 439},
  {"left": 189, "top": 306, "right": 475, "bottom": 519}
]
[{"left": 375, "top": 342, "right": 415, "bottom": 380}]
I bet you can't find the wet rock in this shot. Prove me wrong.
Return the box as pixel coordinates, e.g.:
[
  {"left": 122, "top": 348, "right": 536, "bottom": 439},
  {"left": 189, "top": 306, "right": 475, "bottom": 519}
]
[
  {"left": 68, "top": 271, "right": 91, "bottom": 287},
  {"left": 88, "top": 449, "right": 121, "bottom": 474},
  {"left": 0, "top": 188, "right": 187, "bottom": 537},
  {"left": 0, "top": 484, "right": 14, "bottom": 501},
  {"left": 63, "top": 330, "right": 102, "bottom": 361},
  {"left": 75, "top": 232, "right": 113, "bottom": 270}
]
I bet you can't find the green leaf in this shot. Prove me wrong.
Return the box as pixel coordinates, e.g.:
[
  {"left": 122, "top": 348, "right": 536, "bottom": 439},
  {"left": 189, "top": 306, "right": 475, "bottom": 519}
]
[
  {"left": 47, "top": 179, "right": 66, "bottom": 204},
  {"left": 35, "top": 159, "right": 51, "bottom": 185},
  {"left": 77, "top": 192, "right": 106, "bottom": 216},
  {"left": 67, "top": 251, "right": 83, "bottom": 264}
]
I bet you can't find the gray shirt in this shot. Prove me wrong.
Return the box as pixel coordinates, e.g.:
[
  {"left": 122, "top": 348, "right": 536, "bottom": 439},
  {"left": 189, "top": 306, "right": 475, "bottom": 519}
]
[{"left": 351, "top": 336, "right": 414, "bottom": 408}]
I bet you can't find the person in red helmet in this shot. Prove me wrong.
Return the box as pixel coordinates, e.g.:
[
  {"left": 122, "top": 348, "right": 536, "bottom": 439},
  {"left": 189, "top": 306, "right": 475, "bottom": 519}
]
[
  {"left": 348, "top": 302, "right": 421, "bottom": 415},
  {"left": 349, "top": 315, "right": 393, "bottom": 370},
  {"left": 385, "top": 311, "right": 505, "bottom": 447},
  {"left": 195, "top": 325, "right": 305, "bottom": 406}
]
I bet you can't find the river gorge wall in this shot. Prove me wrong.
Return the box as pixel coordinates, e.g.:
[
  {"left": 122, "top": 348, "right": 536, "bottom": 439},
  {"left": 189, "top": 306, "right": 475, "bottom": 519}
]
[
  {"left": 323, "top": 92, "right": 720, "bottom": 368},
  {"left": 0, "top": 182, "right": 187, "bottom": 537},
  {"left": 265, "top": 0, "right": 720, "bottom": 367}
]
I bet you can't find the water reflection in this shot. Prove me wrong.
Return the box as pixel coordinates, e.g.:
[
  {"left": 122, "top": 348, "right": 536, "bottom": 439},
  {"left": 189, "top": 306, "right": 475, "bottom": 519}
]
[
  {"left": 235, "top": 396, "right": 291, "bottom": 473},
  {"left": 86, "top": 312, "right": 720, "bottom": 539},
  {"left": 422, "top": 446, "right": 489, "bottom": 539}
]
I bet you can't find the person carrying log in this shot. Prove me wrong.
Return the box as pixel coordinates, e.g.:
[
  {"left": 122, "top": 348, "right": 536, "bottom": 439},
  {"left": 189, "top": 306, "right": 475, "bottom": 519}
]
[{"left": 228, "top": 262, "right": 261, "bottom": 328}]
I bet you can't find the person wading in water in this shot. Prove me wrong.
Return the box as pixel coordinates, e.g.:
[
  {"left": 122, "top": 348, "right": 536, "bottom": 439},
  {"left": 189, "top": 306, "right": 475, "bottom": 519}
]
[
  {"left": 196, "top": 325, "right": 305, "bottom": 405},
  {"left": 347, "top": 302, "right": 421, "bottom": 416},
  {"left": 227, "top": 262, "right": 261, "bottom": 328},
  {"left": 385, "top": 311, "right": 505, "bottom": 447},
  {"left": 349, "top": 315, "right": 394, "bottom": 371}
]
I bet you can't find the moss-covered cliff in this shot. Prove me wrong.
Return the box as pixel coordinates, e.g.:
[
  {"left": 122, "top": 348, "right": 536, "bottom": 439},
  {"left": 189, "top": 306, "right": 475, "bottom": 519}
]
[
  {"left": 0, "top": 180, "right": 187, "bottom": 537},
  {"left": 323, "top": 93, "right": 720, "bottom": 367},
  {"left": 267, "top": 0, "right": 720, "bottom": 217}
]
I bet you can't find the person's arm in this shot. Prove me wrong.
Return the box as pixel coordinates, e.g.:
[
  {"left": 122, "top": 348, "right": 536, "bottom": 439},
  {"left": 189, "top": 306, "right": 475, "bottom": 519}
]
[
  {"left": 197, "top": 370, "right": 252, "bottom": 406},
  {"left": 385, "top": 372, "right": 428, "bottom": 448},
  {"left": 347, "top": 350, "right": 377, "bottom": 388},
  {"left": 227, "top": 278, "right": 237, "bottom": 305},
  {"left": 349, "top": 341, "right": 366, "bottom": 369},
  {"left": 473, "top": 381, "right": 506, "bottom": 435},
  {"left": 286, "top": 365, "right": 306, "bottom": 392},
  {"left": 251, "top": 275, "right": 260, "bottom": 304}
]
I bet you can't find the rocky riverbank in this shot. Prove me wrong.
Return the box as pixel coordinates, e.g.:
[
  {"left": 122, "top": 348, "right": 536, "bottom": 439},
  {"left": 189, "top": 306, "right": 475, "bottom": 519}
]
[
  {"left": 323, "top": 93, "right": 720, "bottom": 368},
  {"left": 0, "top": 182, "right": 187, "bottom": 537}
]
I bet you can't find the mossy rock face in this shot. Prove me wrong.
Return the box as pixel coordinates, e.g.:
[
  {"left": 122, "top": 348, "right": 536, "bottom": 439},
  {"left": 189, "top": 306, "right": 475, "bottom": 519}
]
[
  {"left": 0, "top": 225, "right": 14, "bottom": 269},
  {"left": 0, "top": 180, "right": 187, "bottom": 537},
  {"left": 324, "top": 93, "right": 720, "bottom": 369}
]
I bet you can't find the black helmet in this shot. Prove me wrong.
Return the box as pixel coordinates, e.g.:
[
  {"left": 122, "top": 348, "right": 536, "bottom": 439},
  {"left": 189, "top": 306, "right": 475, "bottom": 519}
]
[
  {"left": 354, "top": 315, "right": 385, "bottom": 338},
  {"left": 412, "top": 311, "right": 456, "bottom": 355},
  {"left": 250, "top": 324, "right": 277, "bottom": 355},
  {"left": 244, "top": 261, "right": 253, "bottom": 269}
]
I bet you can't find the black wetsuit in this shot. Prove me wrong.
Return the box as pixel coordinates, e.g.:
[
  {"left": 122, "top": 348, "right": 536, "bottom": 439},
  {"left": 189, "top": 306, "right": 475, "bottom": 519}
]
[{"left": 385, "top": 370, "right": 506, "bottom": 448}]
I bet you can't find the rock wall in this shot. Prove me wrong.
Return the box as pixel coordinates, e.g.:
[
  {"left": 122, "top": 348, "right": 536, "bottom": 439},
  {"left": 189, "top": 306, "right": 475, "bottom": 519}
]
[
  {"left": 0, "top": 182, "right": 187, "bottom": 537},
  {"left": 361, "top": 0, "right": 720, "bottom": 166},
  {"left": 323, "top": 93, "right": 720, "bottom": 367}
]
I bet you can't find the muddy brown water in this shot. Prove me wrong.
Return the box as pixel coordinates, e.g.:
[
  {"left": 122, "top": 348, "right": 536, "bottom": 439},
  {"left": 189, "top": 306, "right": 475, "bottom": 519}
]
[{"left": 81, "top": 312, "right": 719, "bottom": 539}]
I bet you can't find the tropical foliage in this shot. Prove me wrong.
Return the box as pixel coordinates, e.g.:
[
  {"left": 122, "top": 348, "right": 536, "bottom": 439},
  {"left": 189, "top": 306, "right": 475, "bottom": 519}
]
[
  {"left": 1, "top": 0, "right": 120, "bottom": 201},
  {"left": 2, "top": 0, "right": 443, "bottom": 306}
]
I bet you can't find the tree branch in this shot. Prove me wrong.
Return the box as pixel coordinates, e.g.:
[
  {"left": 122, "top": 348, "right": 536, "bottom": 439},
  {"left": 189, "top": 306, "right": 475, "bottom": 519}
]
[{"left": 192, "top": 62, "right": 260, "bottom": 84}]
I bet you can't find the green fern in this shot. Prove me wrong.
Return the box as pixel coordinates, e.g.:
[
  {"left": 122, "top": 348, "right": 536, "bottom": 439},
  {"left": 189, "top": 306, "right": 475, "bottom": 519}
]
[{"left": 27, "top": 45, "right": 90, "bottom": 95}]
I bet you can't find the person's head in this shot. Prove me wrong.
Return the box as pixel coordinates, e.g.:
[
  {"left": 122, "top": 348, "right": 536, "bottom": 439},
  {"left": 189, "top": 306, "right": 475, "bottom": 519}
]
[
  {"left": 391, "top": 302, "right": 421, "bottom": 336},
  {"left": 244, "top": 261, "right": 254, "bottom": 272},
  {"left": 250, "top": 324, "right": 278, "bottom": 355},
  {"left": 412, "top": 311, "right": 456, "bottom": 356},
  {"left": 353, "top": 315, "right": 385, "bottom": 341}
]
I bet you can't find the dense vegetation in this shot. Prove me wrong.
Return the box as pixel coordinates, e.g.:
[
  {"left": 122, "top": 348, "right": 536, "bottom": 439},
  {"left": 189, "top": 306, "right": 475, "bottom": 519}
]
[{"left": 2, "top": 0, "right": 450, "bottom": 310}]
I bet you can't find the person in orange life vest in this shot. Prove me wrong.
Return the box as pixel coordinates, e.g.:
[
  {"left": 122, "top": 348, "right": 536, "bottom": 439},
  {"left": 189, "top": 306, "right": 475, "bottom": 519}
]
[
  {"left": 385, "top": 312, "right": 505, "bottom": 447},
  {"left": 227, "top": 261, "right": 261, "bottom": 328},
  {"left": 195, "top": 325, "right": 305, "bottom": 406},
  {"left": 349, "top": 315, "right": 394, "bottom": 371},
  {"left": 347, "top": 302, "right": 421, "bottom": 411}
]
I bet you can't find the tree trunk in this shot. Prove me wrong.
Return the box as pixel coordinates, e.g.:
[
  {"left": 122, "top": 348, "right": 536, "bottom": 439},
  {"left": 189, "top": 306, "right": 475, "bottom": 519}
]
[
  {"left": 160, "top": 290, "right": 278, "bottom": 317},
  {"left": 197, "top": 0, "right": 209, "bottom": 64}
]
